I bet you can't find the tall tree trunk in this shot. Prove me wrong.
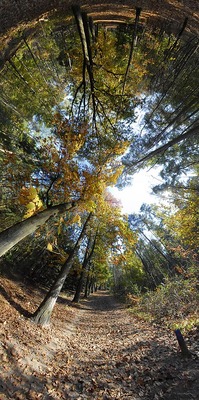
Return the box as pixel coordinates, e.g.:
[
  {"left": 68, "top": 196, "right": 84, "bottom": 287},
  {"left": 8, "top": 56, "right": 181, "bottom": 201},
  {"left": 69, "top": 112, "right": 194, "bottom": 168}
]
[
  {"left": 139, "top": 230, "right": 174, "bottom": 271},
  {"left": 72, "top": 229, "right": 97, "bottom": 303},
  {"left": 131, "top": 123, "right": 199, "bottom": 167},
  {"left": 89, "top": 277, "right": 94, "bottom": 294},
  {"left": 72, "top": 5, "right": 90, "bottom": 65},
  {"left": 135, "top": 249, "right": 157, "bottom": 287},
  {"left": 0, "top": 202, "right": 75, "bottom": 258},
  {"left": 72, "top": 235, "right": 92, "bottom": 303},
  {"left": 72, "top": 6, "right": 96, "bottom": 122},
  {"left": 121, "top": 7, "right": 142, "bottom": 96},
  {"left": 90, "top": 279, "right": 95, "bottom": 293},
  {"left": 88, "top": 16, "right": 96, "bottom": 42},
  {"left": 72, "top": 265, "right": 86, "bottom": 303},
  {"left": 84, "top": 266, "right": 91, "bottom": 298},
  {"left": 31, "top": 213, "right": 92, "bottom": 325}
]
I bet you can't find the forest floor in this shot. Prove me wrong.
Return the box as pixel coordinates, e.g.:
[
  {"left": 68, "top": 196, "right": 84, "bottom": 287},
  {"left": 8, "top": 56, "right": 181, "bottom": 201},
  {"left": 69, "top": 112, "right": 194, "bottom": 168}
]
[
  {"left": 0, "top": 276, "right": 199, "bottom": 400},
  {"left": 0, "top": 0, "right": 198, "bottom": 44}
]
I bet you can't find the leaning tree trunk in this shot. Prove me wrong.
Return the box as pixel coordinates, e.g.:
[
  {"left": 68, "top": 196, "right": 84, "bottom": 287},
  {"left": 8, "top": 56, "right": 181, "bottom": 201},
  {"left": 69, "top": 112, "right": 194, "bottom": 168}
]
[
  {"left": 72, "top": 6, "right": 96, "bottom": 120},
  {"left": 121, "top": 7, "right": 142, "bottom": 96},
  {"left": 31, "top": 212, "right": 92, "bottom": 325},
  {"left": 72, "top": 266, "right": 86, "bottom": 303},
  {"left": 72, "top": 235, "right": 92, "bottom": 303},
  {"left": 0, "top": 202, "right": 75, "bottom": 258},
  {"left": 72, "top": 229, "right": 97, "bottom": 303},
  {"left": 133, "top": 123, "right": 199, "bottom": 167}
]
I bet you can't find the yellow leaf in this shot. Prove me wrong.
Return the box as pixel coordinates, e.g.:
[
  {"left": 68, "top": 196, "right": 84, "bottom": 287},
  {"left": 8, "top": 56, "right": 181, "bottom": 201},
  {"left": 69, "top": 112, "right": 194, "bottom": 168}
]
[
  {"left": 71, "top": 214, "right": 82, "bottom": 226},
  {"left": 47, "top": 243, "right": 53, "bottom": 252},
  {"left": 26, "top": 202, "right": 35, "bottom": 210},
  {"left": 19, "top": 186, "right": 43, "bottom": 218},
  {"left": 28, "top": 187, "right": 38, "bottom": 199}
]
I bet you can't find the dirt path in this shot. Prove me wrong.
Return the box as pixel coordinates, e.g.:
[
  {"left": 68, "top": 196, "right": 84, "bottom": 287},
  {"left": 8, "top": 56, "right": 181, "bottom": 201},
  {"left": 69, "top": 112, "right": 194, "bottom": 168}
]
[
  {"left": 0, "top": 0, "right": 198, "bottom": 40},
  {"left": 62, "top": 293, "right": 199, "bottom": 399},
  {"left": 0, "top": 283, "right": 199, "bottom": 399}
]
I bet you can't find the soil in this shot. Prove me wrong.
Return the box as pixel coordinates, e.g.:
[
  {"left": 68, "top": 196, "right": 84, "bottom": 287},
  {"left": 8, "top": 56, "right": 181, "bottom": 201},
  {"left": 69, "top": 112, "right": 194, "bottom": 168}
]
[
  {"left": 0, "top": 276, "right": 198, "bottom": 399},
  {"left": 0, "top": 1, "right": 198, "bottom": 80},
  {"left": 0, "top": 1, "right": 199, "bottom": 39}
]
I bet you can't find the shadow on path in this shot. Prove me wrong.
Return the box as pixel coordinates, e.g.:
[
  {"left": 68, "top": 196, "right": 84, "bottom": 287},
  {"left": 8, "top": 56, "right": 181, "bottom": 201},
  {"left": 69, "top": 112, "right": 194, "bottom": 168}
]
[
  {"left": 76, "top": 291, "right": 125, "bottom": 312},
  {"left": 0, "top": 284, "right": 32, "bottom": 318}
]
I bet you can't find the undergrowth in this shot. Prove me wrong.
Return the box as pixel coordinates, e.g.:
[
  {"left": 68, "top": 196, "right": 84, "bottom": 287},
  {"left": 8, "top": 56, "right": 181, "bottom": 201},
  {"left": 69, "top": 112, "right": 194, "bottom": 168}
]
[{"left": 128, "top": 272, "right": 199, "bottom": 333}]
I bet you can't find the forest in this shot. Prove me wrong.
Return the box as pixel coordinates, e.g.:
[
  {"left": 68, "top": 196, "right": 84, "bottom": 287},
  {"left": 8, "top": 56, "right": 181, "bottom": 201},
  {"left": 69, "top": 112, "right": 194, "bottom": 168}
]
[{"left": 0, "top": 1, "right": 198, "bottom": 399}]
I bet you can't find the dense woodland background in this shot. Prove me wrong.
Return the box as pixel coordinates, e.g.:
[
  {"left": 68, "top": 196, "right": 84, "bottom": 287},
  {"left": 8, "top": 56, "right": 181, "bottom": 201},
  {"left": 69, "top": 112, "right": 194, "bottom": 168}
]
[{"left": 0, "top": 0, "right": 198, "bottom": 330}]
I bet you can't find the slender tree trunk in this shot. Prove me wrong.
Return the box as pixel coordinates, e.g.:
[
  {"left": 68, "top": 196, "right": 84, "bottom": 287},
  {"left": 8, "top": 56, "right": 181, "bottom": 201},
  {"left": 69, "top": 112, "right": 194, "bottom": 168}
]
[
  {"left": 72, "top": 229, "right": 97, "bottom": 303},
  {"left": 121, "top": 7, "right": 142, "bottom": 96},
  {"left": 84, "top": 276, "right": 89, "bottom": 298},
  {"left": 90, "top": 281, "right": 95, "bottom": 293},
  {"left": 164, "top": 17, "right": 188, "bottom": 61},
  {"left": 135, "top": 249, "right": 157, "bottom": 287},
  {"left": 132, "top": 123, "right": 199, "bottom": 167},
  {"left": 72, "top": 266, "right": 85, "bottom": 303},
  {"left": 72, "top": 5, "right": 90, "bottom": 65},
  {"left": 89, "top": 278, "right": 94, "bottom": 294},
  {"left": 84, "top": 267, "right": 91, "bottom": 298},
  {"left": 140, "top": 230, "right": 173, "bottom": 269},
  {"left": 0, "top": 202, "right": 75, "bottom": 258},
  {"left": 88, "top": 16, "right": 96, "bottom": 42},
  {"left": 72, "top": 6, "right": 96, "bottom": 121},
  {"left": 148, "top": 95, "right": 199, "bottom": 148},
  {"left": 72, "top": 235, "right": 92, "bottom": 303},
  {"left": 31, "top": 213, "right": 92, "bottom": 325}
]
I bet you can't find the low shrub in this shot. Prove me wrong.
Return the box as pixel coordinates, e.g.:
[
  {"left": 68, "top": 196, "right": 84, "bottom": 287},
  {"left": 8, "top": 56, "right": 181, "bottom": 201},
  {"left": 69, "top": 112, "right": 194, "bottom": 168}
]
[{"left": 130, "top": 272, "right": 199, "bottom": 332}]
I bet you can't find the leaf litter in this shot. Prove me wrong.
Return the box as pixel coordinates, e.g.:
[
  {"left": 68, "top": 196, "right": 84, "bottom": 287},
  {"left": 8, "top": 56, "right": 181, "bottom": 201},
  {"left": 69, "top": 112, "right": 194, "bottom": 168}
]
[{"left": 0, "top": 276, "right": 198, "bottom": 399}]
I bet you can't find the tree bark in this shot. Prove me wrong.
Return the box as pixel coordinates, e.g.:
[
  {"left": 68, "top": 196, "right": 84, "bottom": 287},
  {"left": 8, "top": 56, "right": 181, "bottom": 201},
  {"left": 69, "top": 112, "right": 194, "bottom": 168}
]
[
  {"left": 72, "top": 265, "right": 86, "bottom": 303},
  {"left": 72, "top": 5, "right": 90, "bottom": 65},
  {"left": 121, "top": 7, "right": 142, "bottom": 96},
  {"left": 140, "top": 230, "right": 174, "bottom": 271},
  {"left": 135, "top": 249, "right": 157, "bottom": 287},
  {"left": 72, "top": 235, "right": 92, "bottom": 303},
  {"left": 72, "top": 229, "right": 97, "bottom": 303},
  {"left": 0, "top": 202, "right": 75, "bottom": 258},
  {"left": 84, "top": 266, "right": 91, "bottom": 298},
  {"left": 31, "top": 212, "right": 92, "bottom": 325},
  {"left": 132, "top": 123, "right": 199, "bottom": 167},
  {"left": 72, "top": 6, "right": 96, "bottom": 122}
]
